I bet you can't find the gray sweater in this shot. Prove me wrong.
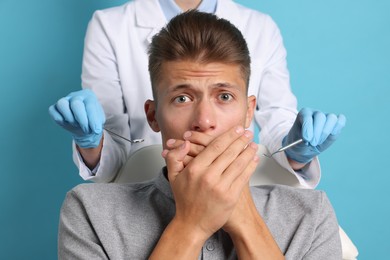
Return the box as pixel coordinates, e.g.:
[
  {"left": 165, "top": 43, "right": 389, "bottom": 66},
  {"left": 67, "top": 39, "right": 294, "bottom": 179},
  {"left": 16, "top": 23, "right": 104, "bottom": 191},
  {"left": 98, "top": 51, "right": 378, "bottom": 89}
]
[{"left": 58, "top": 171, "right": 342, "bottom": 259}]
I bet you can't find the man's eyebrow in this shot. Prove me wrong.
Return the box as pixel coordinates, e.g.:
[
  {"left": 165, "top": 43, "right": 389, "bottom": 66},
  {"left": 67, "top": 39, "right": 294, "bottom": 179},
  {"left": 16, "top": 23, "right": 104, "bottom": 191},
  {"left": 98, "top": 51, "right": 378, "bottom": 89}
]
[
  {"left": 167, "top": 83, "right": 241, "bottom": 93},
  {"left": 212, "top": 82, "right": 238, "bottom": 89},
  {"left": 168, "top": 84, "right": 192, "bottom": 93},
  {"left": 210, "top": 83, "right": 244, "bottom": 93}
]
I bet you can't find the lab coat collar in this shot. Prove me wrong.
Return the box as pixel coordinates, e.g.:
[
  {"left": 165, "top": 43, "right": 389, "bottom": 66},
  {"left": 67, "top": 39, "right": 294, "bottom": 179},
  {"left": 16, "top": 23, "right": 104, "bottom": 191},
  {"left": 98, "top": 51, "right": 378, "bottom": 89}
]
[
  {"left": 135, "top": 0, "right": 167, "bottom": 29},
  {"left": 135, "top": 0, "right": 242, "bottom": 29}
]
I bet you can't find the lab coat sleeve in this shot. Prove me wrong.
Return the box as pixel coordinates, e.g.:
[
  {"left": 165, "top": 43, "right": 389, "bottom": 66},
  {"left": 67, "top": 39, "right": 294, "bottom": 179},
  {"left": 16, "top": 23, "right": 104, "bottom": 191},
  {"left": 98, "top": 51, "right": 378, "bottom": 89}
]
[
  {"left": 75, "top": 10, "right": 132, "bottom": 182},
  {"left": 58, "top": 189, "right": 109, "bottom": 259},
  {"left": 252, "top": 15, "right": 321, "bottom": 188},
  {"left": 73, "top": 130, "right": 127, "bottom": 183}
]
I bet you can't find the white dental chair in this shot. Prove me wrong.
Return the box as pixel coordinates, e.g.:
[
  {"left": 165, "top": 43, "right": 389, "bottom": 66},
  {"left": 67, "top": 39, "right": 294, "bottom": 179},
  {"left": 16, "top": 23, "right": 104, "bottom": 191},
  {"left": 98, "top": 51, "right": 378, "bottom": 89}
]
[{"left": 114, "top": 144, "right": 358, "bottom": 260}]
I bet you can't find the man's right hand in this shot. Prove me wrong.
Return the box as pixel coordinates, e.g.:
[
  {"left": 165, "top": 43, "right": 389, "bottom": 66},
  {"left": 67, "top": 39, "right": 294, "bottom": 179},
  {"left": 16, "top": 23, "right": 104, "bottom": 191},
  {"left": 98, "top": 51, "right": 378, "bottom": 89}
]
[
  {"left": 163, "top": 131, "right": 214, "bottom": 166},
  {"left": 48, "top": 89, "right": 105, "bottom": 148}
]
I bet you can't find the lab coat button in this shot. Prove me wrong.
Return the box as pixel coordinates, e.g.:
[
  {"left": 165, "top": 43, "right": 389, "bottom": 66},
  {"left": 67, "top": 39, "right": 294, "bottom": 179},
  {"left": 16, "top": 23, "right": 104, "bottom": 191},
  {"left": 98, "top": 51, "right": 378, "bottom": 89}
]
[{"left": 206, "top": 242, "right": 215, "bottom": 251}]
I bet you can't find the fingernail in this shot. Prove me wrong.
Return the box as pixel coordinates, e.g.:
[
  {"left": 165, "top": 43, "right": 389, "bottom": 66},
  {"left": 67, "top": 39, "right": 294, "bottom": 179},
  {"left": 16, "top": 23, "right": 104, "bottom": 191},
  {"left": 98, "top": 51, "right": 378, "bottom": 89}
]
[
  {"left": 253, "top": 155, "right": 260, "bottom": 162},
  {"left": 244, "top": 130, "right": 253, "bottom": 138},
  {"left": 161, "top": 149, "right": 168, "bottom": 158},
  {"left": 235, "top": 126, "right": 244, "bottom": 134},
  {"left": 167, "top": 139, "right": 176, "bottom": 146},
  {"left": 250, "top": 142, "right": 258, "bottom": 150},
  {"left": 184, "top": 131, "right": 192, "bottom": 139}
]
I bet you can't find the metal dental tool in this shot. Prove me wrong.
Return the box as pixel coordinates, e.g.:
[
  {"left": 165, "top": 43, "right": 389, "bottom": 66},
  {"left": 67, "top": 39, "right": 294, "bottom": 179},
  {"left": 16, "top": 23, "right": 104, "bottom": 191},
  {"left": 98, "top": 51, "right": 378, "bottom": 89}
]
[
  {"left": 263, "top": 138, "right": 303, "bottom": 158},
  {"left": 104, "top": 128, "right": 144, "bottom": 143}
]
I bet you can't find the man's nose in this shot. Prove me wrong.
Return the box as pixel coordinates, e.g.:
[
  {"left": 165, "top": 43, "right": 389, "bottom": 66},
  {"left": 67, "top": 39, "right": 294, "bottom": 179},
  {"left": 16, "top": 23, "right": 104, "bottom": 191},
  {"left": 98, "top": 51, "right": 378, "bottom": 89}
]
[{"left": 191, "top": 99, "right": 216, "bottom": 132}]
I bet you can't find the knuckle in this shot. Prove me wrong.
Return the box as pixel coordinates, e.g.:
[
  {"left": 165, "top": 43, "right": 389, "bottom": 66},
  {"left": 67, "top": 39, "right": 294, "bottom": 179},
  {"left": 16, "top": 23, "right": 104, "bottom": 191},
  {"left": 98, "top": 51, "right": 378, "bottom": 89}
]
[
  {"left": 314, "top": 111, "right": 325, "bottom": 119},
  {"left": 186, "top": 164, "right": 200, "bottom": 180},
  {"left": 183, "top": 155, "right": 193, "bottom": 166},
  {"left": 300, "top": 107, "right": 312, "bottom": 116},
  {"left": 194, "top": 145, "right": 204, "bottom": 154},
  {"left": 200, "top": 174, "right": 214, "bottom": 187},
  {"left": 70, "top": 97, "right": 84, "bottom": 109},
  {"left": 57, "top": 97, "right": 69, "bottom": 108},
  {"left": 165, "top": 151, "right": 177, "bottom": 162},
  {"left": 187, "top": 163, "right": 198, "bottom": 173},
  {"left": 238, "top": 135, "right": 250, "bottom": 147},
  {"left": 216, "top": 186, "right": 229, "bottom": 201}
]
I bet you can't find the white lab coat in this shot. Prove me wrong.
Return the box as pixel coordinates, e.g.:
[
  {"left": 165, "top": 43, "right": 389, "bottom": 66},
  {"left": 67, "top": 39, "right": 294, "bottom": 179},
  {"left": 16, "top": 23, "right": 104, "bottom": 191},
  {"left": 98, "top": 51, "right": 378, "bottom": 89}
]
[{"left": 75, "top": 0, "right": 320, "bottom": 187}]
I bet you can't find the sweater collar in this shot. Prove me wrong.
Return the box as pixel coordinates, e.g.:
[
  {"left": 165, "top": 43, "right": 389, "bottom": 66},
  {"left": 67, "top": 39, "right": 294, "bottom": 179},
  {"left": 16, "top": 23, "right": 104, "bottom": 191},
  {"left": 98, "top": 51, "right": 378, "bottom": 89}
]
[{"left": 153, "top": 167, "right": 174, "bottom": 200}]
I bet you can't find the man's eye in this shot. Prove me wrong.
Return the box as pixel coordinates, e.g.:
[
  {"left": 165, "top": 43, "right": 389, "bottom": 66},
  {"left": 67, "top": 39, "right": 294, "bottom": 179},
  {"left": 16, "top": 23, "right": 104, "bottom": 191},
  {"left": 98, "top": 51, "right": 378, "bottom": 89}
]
[
  {"left": 219, "top": 93, "right": 233, "bottom": 102},
  {"left": 174, "top": 95, "right": 191, "bottom": 103}
]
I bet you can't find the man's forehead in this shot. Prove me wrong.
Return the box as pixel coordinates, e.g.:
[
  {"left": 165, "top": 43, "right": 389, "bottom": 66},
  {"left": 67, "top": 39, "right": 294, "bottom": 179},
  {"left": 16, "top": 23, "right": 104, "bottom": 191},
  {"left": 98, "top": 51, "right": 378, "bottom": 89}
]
[
  {"left": 157, "top": 61, "right": 246, "bottom": 92},
  {"left": 161, "top": 60, "right": 240, "bottom": 72}
]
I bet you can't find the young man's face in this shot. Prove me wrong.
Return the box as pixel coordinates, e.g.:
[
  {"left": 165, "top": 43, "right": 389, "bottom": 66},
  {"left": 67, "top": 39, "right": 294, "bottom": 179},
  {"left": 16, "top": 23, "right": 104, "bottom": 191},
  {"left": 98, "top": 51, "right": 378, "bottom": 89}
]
[{"left": 145, "top": 60, "right": 256, "bottom": 147}]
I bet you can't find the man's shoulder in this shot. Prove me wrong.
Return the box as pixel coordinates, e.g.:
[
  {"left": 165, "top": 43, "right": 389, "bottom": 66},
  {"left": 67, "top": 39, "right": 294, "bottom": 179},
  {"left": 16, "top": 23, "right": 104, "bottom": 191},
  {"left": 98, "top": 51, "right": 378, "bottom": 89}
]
[
  {"left": 69, "top": 181, "right": 155, "bottom": 203},
  {"left": 251, "top": 184, "right": 326, "bottom": 210},
  {"left": 252, "top": 184, "right": 325, "bottom": 198}
]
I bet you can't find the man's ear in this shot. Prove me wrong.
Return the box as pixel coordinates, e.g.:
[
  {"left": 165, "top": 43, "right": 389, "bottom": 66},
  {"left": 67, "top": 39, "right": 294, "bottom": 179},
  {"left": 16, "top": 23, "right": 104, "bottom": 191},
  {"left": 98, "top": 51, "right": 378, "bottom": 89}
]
[
  {"left": 145, "top": 99, "right": 160, "bottom": 132},
  {"left": 245, "top": 95, "right": 256, "bottom": 129}
]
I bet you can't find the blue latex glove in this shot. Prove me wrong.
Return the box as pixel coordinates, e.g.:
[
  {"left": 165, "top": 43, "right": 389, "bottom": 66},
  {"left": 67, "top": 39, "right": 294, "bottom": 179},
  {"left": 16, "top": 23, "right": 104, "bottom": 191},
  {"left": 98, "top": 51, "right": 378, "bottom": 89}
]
[
  {"left": 283, "top": 108, "right": 346, "bottom": 164},
  {"left": 48, "top": 89, "right": 106, "bottom": 148}
]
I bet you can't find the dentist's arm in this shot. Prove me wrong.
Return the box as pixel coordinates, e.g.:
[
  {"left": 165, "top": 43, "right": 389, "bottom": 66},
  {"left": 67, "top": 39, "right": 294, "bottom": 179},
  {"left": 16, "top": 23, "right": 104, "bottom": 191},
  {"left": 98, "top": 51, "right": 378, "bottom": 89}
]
[
  {"left": 49, "top": 89, "right": 105, "bottom": 169},
  {"left": 284, "top": 108, "right": 346, "bottom": 170}
]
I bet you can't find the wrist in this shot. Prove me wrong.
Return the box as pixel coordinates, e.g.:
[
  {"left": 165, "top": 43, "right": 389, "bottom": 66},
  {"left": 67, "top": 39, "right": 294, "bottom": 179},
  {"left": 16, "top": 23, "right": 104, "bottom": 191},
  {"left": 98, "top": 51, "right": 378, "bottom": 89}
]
[
  {"left": 150, "top": 217, "right": 208, "bottom": 259},
  {"left": 282, "top": 136, "right": 314, "bottom": 164},
  {"left": 169, "top": 216, "right": 210, "bottom": 246},
  {"left": 223, "top": 187, "right": 257, "bottom": 237},
  {"left": 287, "top": 157, "right": 308, "bottom": 170},
  {"left": 74, "top": 132, "right": 103, "bottom": 148},
  {"left": 227, "top": 211, "right": 284, "bottom": 260},
  {"left": 77, "top": 137, "right": 103, "bottom": 170}
]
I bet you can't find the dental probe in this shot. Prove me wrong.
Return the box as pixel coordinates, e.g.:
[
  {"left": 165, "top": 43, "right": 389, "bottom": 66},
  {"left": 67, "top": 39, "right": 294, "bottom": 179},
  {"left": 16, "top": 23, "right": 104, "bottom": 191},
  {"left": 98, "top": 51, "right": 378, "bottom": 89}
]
[
  {"left": 104, "top": 128, "right": 144, "bottom": 143},
  {"left": 263, "top": 138, "right": 303, "bottom": 158}
]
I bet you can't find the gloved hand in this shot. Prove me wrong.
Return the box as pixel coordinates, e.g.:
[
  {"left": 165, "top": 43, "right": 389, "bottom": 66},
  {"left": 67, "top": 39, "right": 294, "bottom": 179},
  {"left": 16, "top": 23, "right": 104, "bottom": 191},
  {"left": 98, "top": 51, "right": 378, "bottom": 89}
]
[
  {"left": 283, "top": 108, "right": 346, "bottom": 164},
  {"left": 48, "top": 89, "right": 106, "bottom": 148}
]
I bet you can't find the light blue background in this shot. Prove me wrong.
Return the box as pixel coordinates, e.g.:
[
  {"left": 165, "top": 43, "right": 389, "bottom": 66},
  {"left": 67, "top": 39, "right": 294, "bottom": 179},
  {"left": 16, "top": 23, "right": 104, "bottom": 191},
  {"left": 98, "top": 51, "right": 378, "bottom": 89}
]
[{"left": 0, "top": 0, "right": 388, "bottom": 259}]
